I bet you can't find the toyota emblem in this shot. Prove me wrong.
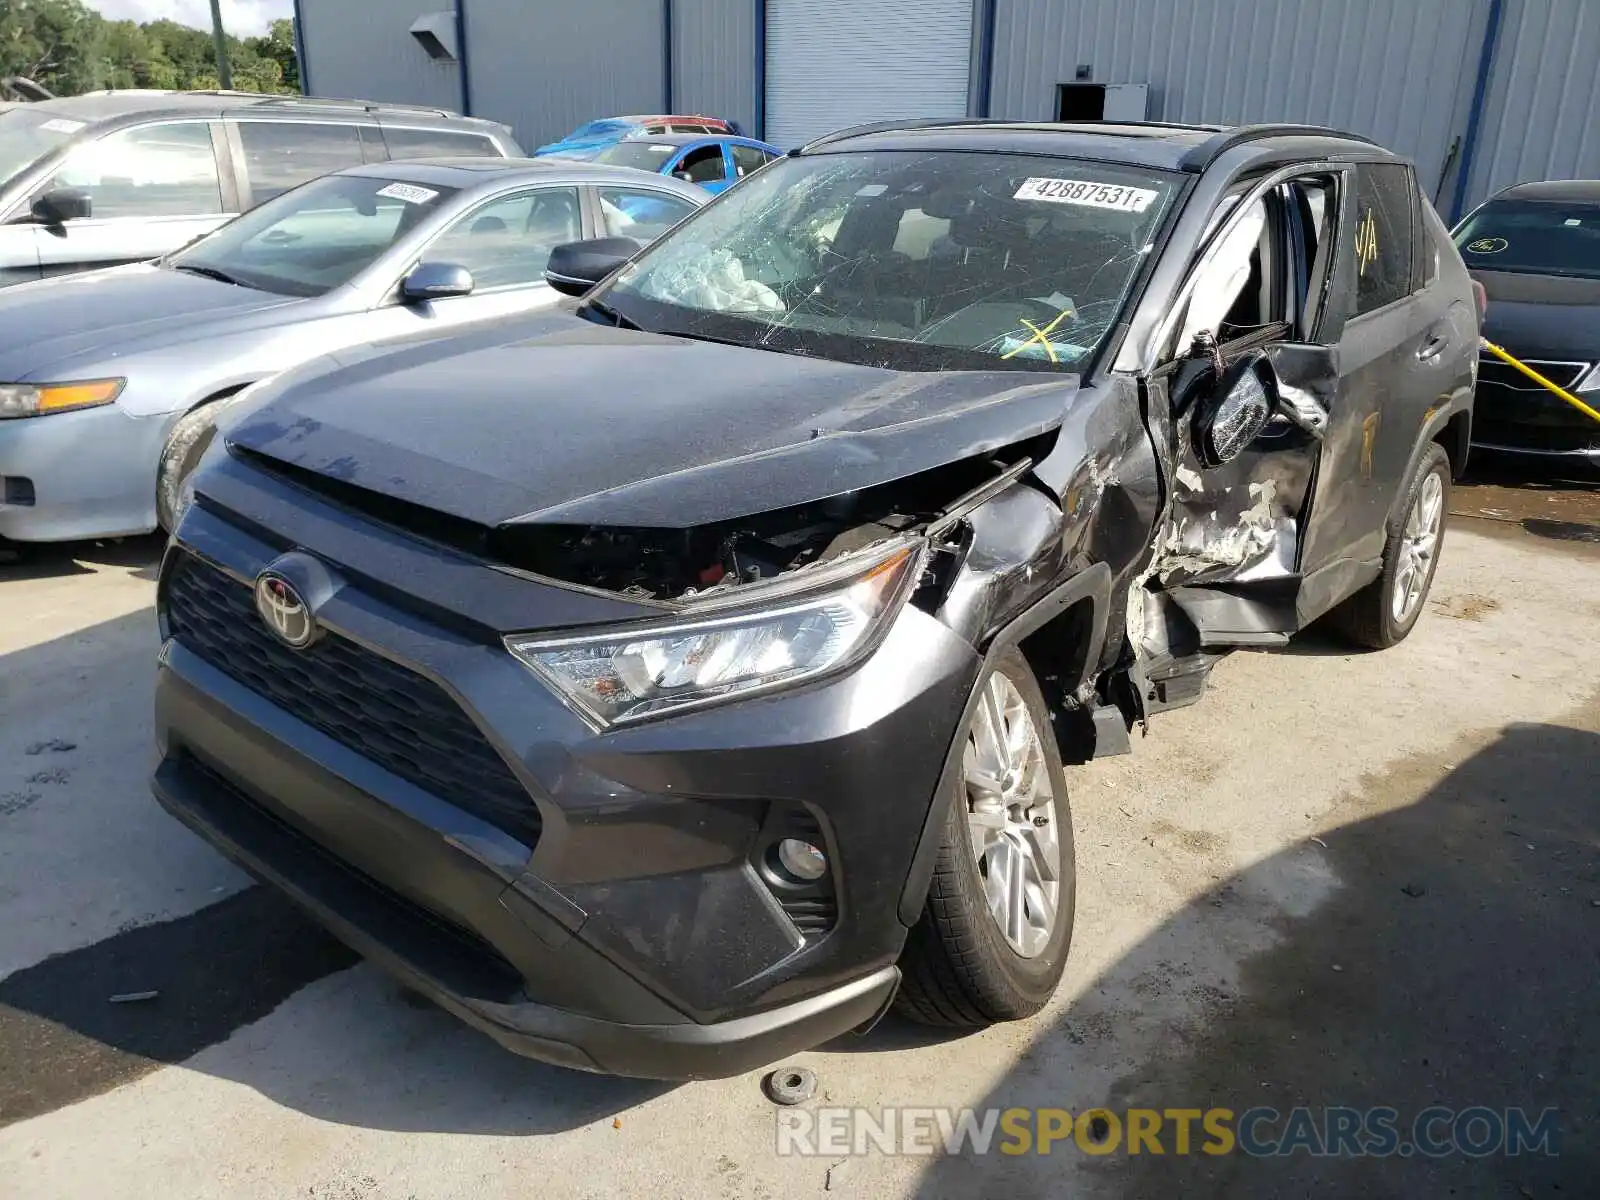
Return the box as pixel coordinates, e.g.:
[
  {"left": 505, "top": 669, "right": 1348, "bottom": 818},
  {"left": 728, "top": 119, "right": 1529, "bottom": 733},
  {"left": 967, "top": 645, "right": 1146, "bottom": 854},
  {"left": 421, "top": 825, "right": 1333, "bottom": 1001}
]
[{"left": 254, "top": 572, "right": 316, "bottom": 648}]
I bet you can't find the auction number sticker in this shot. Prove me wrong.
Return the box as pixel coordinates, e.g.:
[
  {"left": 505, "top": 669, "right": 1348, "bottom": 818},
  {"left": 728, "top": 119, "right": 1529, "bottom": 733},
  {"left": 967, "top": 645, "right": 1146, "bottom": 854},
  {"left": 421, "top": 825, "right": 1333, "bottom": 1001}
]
[
  {"left": 375, "top": 182, "right": 440, "bottom": 205},
  {"left": 1014, "top": 177, "right": 1158, "bottom": 212},
  {"left": 39, "top": 118, "right": 87, "bottom": 134}
]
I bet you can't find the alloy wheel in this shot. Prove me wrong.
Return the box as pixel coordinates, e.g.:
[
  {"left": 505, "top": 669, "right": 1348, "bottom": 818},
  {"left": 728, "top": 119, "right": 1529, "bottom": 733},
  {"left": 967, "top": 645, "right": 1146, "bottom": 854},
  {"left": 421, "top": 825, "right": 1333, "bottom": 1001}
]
[
  {"left": 962, "top": 672, "right": 1062, "bottom": 959},
  {"left": 1392, "top": 470, "right": 1444, "bottom": 624}
]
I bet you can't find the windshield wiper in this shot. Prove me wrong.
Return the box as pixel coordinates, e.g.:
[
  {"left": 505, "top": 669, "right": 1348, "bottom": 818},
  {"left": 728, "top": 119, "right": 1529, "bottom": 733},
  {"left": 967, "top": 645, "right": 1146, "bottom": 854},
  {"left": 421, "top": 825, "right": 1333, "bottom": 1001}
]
[
  {"left": 658, "top": 327, "right": 820, "bottom": 357},
  {"left": 171, "top": 263, "right": 246, "bottom": 287},
  {"left": 580, "top": 297, "right": 641, "bottom": 330}
]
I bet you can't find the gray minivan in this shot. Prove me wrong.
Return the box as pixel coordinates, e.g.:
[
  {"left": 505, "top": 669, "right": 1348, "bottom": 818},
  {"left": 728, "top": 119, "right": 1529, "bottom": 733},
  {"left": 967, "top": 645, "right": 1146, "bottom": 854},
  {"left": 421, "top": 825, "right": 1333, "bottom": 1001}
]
[{"left": 0, "top": 91, "right": 520, "bottom": 287}]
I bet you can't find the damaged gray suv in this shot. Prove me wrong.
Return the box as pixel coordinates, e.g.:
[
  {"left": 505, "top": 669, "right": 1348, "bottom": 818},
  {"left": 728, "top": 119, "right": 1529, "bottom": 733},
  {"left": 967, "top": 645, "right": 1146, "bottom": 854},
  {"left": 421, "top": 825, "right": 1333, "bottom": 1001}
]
[{"left": 151, "top": 121, "right": 1477, "bottom": 1079}]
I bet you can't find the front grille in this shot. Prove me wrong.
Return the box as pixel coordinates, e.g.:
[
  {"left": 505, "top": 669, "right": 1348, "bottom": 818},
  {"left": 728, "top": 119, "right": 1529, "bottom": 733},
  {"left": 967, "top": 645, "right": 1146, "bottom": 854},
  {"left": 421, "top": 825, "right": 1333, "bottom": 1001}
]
[
  {"left": 1475, "top": 355, "right": 1599, "bottom": 447},
  {"left": 1477, "top": 356, "right": 1588, "bottom": 393},
  {"left": 165, "top": 553, "right": 542, "bottom": 848}
]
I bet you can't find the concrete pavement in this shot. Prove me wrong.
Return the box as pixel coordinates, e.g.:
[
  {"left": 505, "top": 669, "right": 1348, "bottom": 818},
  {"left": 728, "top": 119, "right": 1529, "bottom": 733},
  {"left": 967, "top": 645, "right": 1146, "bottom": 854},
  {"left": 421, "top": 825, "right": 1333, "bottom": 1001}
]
[{"left": 0, "top": 511, "right": 1595, "bottom": 1198}]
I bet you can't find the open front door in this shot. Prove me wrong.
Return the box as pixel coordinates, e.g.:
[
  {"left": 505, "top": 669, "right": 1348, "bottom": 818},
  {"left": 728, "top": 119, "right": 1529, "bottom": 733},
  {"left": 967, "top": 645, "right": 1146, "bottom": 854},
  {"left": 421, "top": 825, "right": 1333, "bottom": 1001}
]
[{"left": 1143, "top": 168, "right": 1347, "bottom": 663}]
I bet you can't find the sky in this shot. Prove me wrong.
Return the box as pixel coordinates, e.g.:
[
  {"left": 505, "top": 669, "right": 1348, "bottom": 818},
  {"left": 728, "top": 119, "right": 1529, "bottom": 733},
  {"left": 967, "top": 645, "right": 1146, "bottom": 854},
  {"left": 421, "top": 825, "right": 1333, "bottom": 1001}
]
[{"left": 89, "top": 0, "right": 294, "bottom": 38}]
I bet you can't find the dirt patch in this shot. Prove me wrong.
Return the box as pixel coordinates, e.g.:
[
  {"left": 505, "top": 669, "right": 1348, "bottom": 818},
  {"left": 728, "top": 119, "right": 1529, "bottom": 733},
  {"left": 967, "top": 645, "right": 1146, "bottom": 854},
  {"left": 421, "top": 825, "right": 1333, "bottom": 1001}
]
[
  {"left": 1428, "top": 592, "right": 1501, "bottom": 621},
  {"left": 1149, "top": 819, "right": 1226, "bottom": 857}
]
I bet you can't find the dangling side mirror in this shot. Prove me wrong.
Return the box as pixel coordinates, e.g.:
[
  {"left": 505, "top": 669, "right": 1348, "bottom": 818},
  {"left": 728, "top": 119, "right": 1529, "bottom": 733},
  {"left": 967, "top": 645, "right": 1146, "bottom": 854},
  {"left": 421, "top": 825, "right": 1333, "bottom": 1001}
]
[{"left": 1194, "top": 352, "right": 1278, "bottom": 468}]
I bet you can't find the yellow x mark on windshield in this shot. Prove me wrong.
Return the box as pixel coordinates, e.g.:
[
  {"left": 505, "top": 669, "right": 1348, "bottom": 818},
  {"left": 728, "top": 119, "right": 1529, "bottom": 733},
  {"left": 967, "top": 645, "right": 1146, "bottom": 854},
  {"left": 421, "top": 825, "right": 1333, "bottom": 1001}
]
[{"left": 1000, "top": 307, "right": 1072, "bottom": 363}]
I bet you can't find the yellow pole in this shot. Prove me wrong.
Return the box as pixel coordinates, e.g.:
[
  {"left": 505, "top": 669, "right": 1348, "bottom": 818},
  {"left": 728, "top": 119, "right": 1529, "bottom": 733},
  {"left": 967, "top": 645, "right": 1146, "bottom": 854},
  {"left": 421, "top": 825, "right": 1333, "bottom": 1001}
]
[{"left": 1480, "top": 338, "right": 1600, "bottom": 425}]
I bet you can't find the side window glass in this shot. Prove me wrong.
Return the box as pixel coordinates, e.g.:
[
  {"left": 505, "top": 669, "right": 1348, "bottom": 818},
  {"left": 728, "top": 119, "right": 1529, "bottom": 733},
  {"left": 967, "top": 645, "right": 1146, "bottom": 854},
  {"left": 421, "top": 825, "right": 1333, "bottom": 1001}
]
[
  {"left": 1175, "top": 197, "right": 1272, "bottom": 352},
  {"left": 236, "top": 121, "right": 366, "bottom": 207},
  {"left": 421, "top": 186, "right": 581, "bottom": 289},
  {"left": 731, "top": 144, "right": 769, "bottom": 178},
  {"left": 1352, "top": 163, "right": 1415, "bottom": 315},
  {"left": 383, "top": 128, "right": 499, "bottom": 159},
  {"left": 50, "top": 122, "right": 221, "bottom": 218},
  {"left": 598, "top": 187, "right": 698, "bottom": 241},
  {"left": 674, "top": 146, "right": 727, "bottom": 185}
]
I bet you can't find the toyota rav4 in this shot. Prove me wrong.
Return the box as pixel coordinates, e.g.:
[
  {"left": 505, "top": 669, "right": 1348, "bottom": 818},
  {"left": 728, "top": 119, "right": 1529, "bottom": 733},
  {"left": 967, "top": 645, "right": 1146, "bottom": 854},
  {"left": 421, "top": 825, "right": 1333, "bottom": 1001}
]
[{"left": 151, "top": 121, "right": 1478, "bottom": 1080}]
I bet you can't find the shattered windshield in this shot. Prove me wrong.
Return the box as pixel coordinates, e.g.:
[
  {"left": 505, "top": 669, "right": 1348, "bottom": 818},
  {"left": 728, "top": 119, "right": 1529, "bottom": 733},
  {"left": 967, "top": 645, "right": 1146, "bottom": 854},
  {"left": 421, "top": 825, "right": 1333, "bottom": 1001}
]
[{"left": 599, "top": 150, "right": 1182, "bottom": 371}]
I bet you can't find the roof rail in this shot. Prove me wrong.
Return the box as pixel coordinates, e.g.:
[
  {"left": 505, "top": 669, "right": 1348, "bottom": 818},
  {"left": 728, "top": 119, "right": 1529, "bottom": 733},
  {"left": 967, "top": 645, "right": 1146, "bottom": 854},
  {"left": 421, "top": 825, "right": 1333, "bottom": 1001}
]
[
  {"left": 182, "top": 91, "right": 461, "bottom": 119},
  {"left": 1178, "top": 124, "right": 1379, "bottom": 171},
  {"left": 799, "top": 116, "right": 1239, "bottom": 152},
  {"left": 799, "top": 116, "right": 1020, "bottom": 151}
]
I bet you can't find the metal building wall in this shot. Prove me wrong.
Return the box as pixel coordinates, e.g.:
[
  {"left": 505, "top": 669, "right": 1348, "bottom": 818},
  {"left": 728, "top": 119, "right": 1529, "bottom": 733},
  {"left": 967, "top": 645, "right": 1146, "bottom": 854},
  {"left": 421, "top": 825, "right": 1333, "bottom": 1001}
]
[
  {"left": 295, "top": 0, "right": 462, "bottom": 113},
  {"left": 464, "top": 0, "right": 667, "bottom": 149},
  {"left": 985, "top": 0, "right": 1491, "bottom": 206},
  {"left": 673, "top": 0, "right": 758, "bottom": 134},
  {"left": 1464, "top": 0, "right": 1600, "bottom": 208}
]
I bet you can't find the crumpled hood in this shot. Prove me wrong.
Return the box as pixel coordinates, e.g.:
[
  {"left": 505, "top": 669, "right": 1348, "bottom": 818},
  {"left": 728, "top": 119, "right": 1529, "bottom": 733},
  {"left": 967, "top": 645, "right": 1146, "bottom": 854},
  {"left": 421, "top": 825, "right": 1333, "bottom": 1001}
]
[
  {"left": 1475, "top": 269, "right": 1600, "bottom": 361},
  {"left": 0, "top": 264, "right": 297, "bottom": 380},
  {"left": 227, "top": 310, "right": 1078, "bottom": 529}
]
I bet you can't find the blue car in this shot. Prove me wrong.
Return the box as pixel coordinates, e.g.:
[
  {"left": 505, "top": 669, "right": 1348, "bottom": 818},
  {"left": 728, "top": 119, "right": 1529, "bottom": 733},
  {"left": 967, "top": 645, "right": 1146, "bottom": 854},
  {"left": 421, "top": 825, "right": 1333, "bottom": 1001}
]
[
  {"left": 578, "top": 134, "right": 783, "bottom": 194},
  {"left": 533, "top": 114, "right": 742, "bottom": 159}
]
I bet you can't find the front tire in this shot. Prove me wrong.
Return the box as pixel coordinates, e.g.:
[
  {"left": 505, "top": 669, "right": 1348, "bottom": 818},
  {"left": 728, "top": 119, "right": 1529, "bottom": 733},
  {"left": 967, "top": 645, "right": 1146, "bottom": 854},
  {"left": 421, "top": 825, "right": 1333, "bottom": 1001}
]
[
  {"left": 1331, "top": 442, "right": 1451, "bottom": 649},
  {"left": 895, "top": 647, "right": 1076, "bottom": 1028}
]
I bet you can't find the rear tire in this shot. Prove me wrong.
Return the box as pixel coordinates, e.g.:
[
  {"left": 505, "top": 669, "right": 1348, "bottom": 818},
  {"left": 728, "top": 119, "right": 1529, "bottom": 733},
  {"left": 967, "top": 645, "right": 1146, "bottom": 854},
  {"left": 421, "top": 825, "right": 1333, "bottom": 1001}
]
[
  {"left": 895, "top": 647, "right": 1076, "bottom": 1028},
  {"left": 1331, "top": 442, "right": 1451, "bottom": 650}
]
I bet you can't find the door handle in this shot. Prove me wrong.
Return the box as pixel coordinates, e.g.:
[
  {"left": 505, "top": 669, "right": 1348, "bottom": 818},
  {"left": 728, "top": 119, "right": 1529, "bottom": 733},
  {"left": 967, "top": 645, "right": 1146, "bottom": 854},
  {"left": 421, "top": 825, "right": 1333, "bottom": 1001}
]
[{"left": 1416, "top": 332, "right": 1449, "bottom": 361}]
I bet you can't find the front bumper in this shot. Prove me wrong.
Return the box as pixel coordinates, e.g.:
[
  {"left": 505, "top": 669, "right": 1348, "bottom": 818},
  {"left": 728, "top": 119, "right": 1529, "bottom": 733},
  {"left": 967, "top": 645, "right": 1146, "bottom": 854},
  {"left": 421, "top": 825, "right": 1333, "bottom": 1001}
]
[
  {"left": 0, "top": 403, "right": 169, "bottom": 542},
  {"left": 151, "top": 457, "right": 982, "bottom": 1077}
]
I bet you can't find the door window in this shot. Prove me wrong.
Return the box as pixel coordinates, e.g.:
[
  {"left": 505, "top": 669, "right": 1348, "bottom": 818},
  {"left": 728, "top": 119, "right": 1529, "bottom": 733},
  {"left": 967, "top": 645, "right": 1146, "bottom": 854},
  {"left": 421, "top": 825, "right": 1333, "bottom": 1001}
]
[
  {"left": 673, "top": 145, "right": 728, "bottom": 186},
  {"left": 420, "top": 186, "right": 581, "bottom": 289},
  {"left": 49, "top": 122, "right": 222, "bottom": 218},
  {"left": 235, "top": 121, "right": 366, "bottom": 206},
  {"left": 1352, "top": 163, "right": 1415, "bottom": 315},
  {"left": 382, "top": 127, "right": 501, "bottom": 159},
  {"left": 731, "top": 144, "right": 772, "bottom": 179},
  {"left": 597, "top": 187, "right": 699, "bottom": 241},
  {"left": 1174, "top": 196, "right": 1276, "bottom": 353}
]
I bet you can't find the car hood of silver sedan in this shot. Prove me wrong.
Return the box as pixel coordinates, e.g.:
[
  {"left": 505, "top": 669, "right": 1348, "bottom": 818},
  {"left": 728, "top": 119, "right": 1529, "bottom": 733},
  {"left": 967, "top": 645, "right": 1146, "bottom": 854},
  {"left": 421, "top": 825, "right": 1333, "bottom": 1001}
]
[{"left": 0, "top": 264, "right": 301, "bottom": 381}]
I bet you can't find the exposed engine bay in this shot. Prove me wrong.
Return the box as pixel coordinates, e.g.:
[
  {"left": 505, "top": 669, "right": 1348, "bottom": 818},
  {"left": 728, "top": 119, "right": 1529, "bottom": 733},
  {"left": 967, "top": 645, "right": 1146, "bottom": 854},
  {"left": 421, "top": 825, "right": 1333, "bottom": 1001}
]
[{"left": 488, "top": 445, "right": 1047, "bottom": 603}]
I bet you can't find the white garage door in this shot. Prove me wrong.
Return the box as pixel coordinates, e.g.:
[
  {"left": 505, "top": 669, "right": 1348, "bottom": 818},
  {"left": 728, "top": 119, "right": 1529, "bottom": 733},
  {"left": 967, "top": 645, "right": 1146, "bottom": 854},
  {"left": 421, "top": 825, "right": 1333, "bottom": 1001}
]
[{"left": 764, "top": 0, "right": 974, "bottom": 150}]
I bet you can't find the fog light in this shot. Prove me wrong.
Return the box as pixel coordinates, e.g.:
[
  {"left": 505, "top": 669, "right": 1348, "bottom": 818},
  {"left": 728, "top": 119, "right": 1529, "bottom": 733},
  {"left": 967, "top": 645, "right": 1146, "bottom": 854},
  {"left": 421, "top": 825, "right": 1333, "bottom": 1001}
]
[{"left": 777, "top": 838, "right": 827, "bottom": 882}]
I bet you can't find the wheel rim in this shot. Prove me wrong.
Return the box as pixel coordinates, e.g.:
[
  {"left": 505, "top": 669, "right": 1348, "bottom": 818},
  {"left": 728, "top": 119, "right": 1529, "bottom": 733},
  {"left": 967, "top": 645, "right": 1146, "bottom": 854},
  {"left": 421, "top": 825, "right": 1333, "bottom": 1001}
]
[
  {"left": 1392, "top": 470, "right": 1444, "bottom": 624},
  {"left": 963, "top": 672, "right": 1061, "bottom": 959}
]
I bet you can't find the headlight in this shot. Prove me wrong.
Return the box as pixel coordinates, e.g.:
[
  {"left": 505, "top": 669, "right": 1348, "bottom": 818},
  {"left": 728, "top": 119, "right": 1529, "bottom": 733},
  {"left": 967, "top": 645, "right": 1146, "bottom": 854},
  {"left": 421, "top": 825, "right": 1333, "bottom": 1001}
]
[
  {"left": 1575, "top": 363, "right": 1600, "bottom": 394},
  {"left": 506, "top": 540, "right": 924, "bottom": 727},
  {"left": 0, "top": 379, "right": 124, "bottom": 419}
]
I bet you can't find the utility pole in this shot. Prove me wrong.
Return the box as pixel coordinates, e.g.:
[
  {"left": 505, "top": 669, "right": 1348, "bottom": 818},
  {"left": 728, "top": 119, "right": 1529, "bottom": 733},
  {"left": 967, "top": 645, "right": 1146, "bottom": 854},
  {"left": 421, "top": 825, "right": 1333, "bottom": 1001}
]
[{"left": 208, "top": 0, "right": 234, "bottom": 90}]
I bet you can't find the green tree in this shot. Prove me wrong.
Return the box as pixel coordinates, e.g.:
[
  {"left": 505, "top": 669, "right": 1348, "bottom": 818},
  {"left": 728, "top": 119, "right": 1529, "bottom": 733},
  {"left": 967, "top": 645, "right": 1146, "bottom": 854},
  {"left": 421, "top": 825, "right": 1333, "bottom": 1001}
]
[
  {"left": 0, "top": 2, "right": 299, "bottom": 97},
  {"left": 246, "top": 18, "right": 297, "bottom": 93}
]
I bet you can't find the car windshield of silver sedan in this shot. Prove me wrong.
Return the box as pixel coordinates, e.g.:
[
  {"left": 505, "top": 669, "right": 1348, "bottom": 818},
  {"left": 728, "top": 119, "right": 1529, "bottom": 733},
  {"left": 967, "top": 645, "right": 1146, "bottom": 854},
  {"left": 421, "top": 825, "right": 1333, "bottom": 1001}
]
[
  {"left": 1456, "top": 199, "right": 1600, "bottom": 280},
  {"left": 598, "top": 150, "right": 1182, "bottom": 371},
  {"left": 165, "top": 174, "right": 459, "bottom": 297}
]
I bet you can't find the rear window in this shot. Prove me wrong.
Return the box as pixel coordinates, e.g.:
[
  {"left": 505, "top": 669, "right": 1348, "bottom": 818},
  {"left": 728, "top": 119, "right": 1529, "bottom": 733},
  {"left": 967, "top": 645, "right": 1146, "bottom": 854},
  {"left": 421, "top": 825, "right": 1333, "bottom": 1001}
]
[
  {"left": 1455, "top": 198, "right": 1600, "bottom": 280},
  {"left": 1352, "top": 163, "right": 1416, "bottom": 315},
  {"left": 236, "top": 120, "right": 367, "bottom": 205},
  {"left": 382, "top": 127, "right": 500, "bottom": 160}
]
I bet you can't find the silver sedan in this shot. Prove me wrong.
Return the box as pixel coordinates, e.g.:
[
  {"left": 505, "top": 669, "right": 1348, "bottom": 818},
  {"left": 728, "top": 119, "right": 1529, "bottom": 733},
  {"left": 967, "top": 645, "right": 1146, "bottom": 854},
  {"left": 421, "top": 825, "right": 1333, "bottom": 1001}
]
[{"left": 0, "top": 157, "right": 703, "bottom": 544}]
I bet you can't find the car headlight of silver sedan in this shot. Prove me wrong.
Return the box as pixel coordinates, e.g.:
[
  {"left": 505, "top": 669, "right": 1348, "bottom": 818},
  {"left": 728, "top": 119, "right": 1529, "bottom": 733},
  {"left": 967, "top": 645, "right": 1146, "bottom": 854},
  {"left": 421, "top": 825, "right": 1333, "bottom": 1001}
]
[
  {"left": 0, "top": 379, "right": 125, "bottom": 419},
  {"left": 507, "top": 539, "right": 925, "bottom": 727}
]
